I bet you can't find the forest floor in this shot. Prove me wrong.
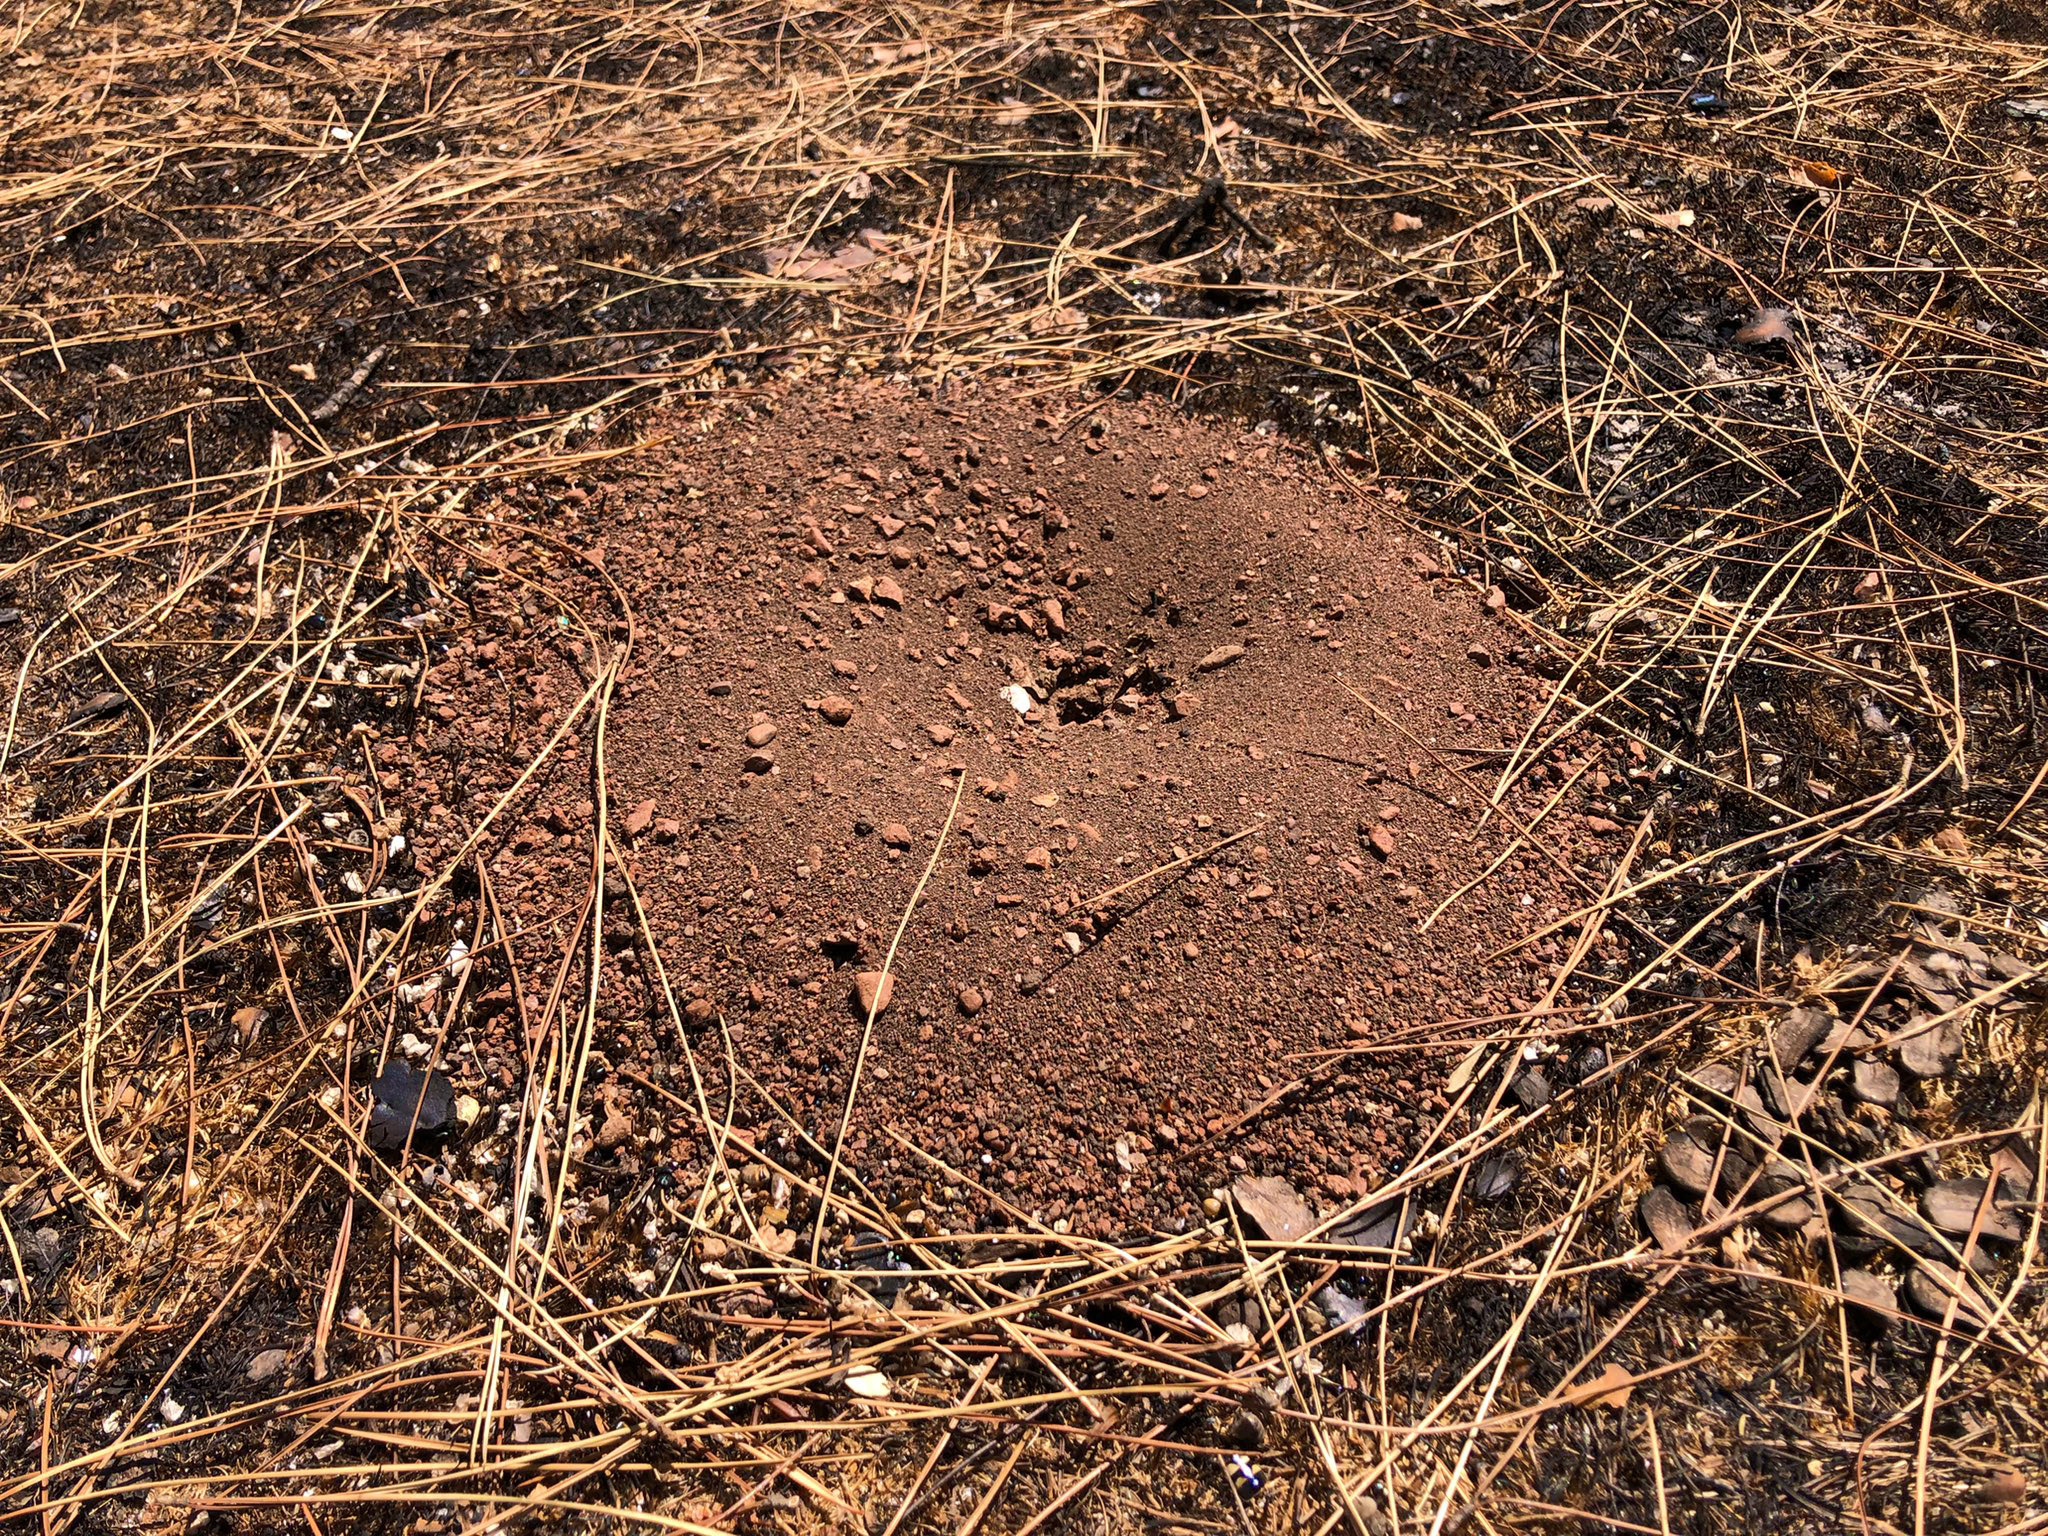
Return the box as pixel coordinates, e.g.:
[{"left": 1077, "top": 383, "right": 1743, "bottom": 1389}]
[{"left": 2, "top": 1, "right": 2046, "bottom": 1532}]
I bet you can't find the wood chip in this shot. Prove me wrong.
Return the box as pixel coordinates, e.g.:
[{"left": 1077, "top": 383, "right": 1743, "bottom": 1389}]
[
  {"left": 1657, "top": 1122, "right": 1718, "bottom": 1199},
  {"left": 1837, "top": 1268, "right": 1896, "bottom": 1332},
  {"left": 1920, "top": 1177, "right": 2025, "bottom": 1243},
  {"left": 1894, "top": 1014, "right": 1961, "bottom": 1078},
  {"left": 1850, "top": 1057, "right": 1900, "bottom": 1108},
  {"left": 1768, "top": 1004, "right": 1831, "bottom": 1067},
  {"left": 844, "top": 1365, "right": 891, "bottom": 1398},
  {"left": 1232, "top": 1174, "right": 1315, "bottom": 1243},
  {"left": 1905, "top": 1260, "right": 1994, "bottom": 1330},
  {"left": 1639, "top": 1186, "right": 1693, "bottom": 1253}
]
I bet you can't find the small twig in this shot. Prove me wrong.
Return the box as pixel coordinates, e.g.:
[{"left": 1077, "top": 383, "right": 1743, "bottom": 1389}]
[{"left": 309, "top": 344, "right": 390, "bottom": 423}]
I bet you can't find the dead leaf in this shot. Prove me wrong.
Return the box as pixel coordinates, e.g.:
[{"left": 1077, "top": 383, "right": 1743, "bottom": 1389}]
[
  {"left": 1025, "top": 304, "right": 1086, "bottom": 336},
  {"left": 1391, "top": 212, "right": 1424, "bottom": 233},
  {"left": 1565, "top": 1362, "right": 1637, "bottom": 1410},
  {"left": 245, "top": 1348, "right": 291, "bottom": 1384},
  {"left": 764, "top": 237, "right": 888, "bottom": 286},
  {"left": 1445, "top": 1043, "right": 1488, "bottom": 1096},
  {"left": 1473, "top": 1154, "right": 1520, "bottom": 1200},
  {"left": 1734, "top": 306, "right": 1794, "bottom": 345},
  {"left": 867, "top": 39, "right": 930, "bottom": 65},
  {"left": 1973, "top": 1469, "right": 2027, "bottom": 1504},
  {"left": 828, "top": 242, "right": 881, "bottom": 275},
  {"left": 844, "top": 1365, "right": 891, "bottom": 1399},
  {"left": 68, "top": 690, "right": 128, "bottom": 724}
]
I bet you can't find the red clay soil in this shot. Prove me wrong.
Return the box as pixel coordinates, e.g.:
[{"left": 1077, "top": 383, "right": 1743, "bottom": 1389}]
[{"left": 394, "top": 378, "right": 1630, "bottom": 1237}]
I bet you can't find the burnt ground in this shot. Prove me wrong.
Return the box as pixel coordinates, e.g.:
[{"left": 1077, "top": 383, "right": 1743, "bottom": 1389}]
[
  {"left": 394, "top": 378, "right": 1624, "bottom": 1236},
  {"left": 2, "top": 1, "right": 2046, "bottom": 1531}
]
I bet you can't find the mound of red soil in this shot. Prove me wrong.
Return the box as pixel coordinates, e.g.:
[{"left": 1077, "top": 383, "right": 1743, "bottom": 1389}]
[{"left": 397, "top": 379, "right": 1625, "bottom": 1236}]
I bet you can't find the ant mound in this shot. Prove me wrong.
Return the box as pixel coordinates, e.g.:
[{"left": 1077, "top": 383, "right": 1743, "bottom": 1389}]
[{"left": 402, "top": 379, "right": 1626, "bottom": 1237}]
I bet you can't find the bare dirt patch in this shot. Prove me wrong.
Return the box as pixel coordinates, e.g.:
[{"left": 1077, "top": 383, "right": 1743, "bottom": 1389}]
[{"left": 396, "top": 378, "right": 1619, "bottom": 1234}]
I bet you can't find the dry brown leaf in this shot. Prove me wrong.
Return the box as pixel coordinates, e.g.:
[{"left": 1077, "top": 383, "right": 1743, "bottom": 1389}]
[
  {"left": 828, "top": 242, "right": 880, "bottom": 274},
  {"left": 1026, "top": 304, "right": 1087, "bottom": 335},
  {"left": 765, "top": 235, "right": 892, "bottom": 285},
  {"left": 1565, "top": 1362, "right": 1637, "bottom": 1410},
  {"left": 1973, "top": 1469, "right": 2027, "bottom": 1504},
  {"left": 1734, "top": 306, "right": 1794, "bottom": 345},
  {"left": 1445, "top": 1042, "right": 1488, "bottom": 1096},
  {"left": 867, "top": 40, "right": 929, "bottom": 65}
]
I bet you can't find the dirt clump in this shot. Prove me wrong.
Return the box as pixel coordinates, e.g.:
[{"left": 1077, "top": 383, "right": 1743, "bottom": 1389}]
[{"left": 399, "top": 379, "right": 1624, "bottom": 1235}]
